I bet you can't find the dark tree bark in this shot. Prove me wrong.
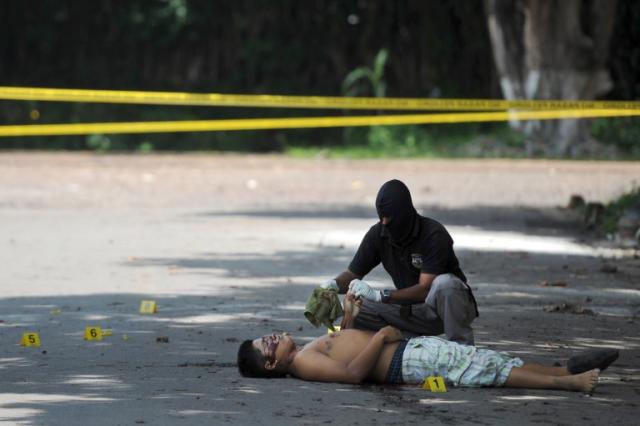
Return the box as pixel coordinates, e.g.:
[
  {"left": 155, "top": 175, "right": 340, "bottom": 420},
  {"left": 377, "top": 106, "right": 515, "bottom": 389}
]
[{"left": 485, "top": 0, "right": 618, "bottom": 157}]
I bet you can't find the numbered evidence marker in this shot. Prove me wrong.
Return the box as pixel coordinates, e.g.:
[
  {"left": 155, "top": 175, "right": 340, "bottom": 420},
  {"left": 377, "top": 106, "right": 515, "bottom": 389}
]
[
  {"left": 139, "top": 300, "right": 157, "bottom": 314},
  {"left": 422, "top": 376, "right": 447, "bottom": 392},
  {"left": 20, "top": 332, "right": 41, "bottom": 347},
  {"left": 84, "top": 326, "right": 103, "bottom": 341}
]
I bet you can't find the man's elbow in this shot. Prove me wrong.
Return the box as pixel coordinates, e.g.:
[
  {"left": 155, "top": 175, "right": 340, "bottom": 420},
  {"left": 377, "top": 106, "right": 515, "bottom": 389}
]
[
  {"left": 344, "top": 375, "right": 363, "bottom": 385},
  {"left": 344, "top": 370, "right": 367, "bottom": 384},
  {"left": 416, "top": 281, "right": 433, "bottom": 301}
]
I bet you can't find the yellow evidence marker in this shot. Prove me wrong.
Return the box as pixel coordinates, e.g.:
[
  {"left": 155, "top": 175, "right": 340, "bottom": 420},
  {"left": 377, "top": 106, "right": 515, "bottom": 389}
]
[
  {"left": 20, "top": 332, "right": 41, "bottom": 347},
  {"left": 422, "top": 376, "right": 447, "bottom": 392},
  {"left": 84, "top": 326, "right": 103, "bottom": 341},
  {"left": 327, "top": 325, "right": 341, "bottom": 334},
  {"left": 139, "top": 300, "right": 157, "bottom": 314}
]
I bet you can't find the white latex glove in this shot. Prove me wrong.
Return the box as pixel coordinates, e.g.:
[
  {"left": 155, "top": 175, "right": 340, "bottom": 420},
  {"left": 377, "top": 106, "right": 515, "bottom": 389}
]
[
  {"left": 348, "top": 279, "right": 381, "bottom": 302},
  {"left": 320, "top": 279, "right": 339, "bottom": 292}
]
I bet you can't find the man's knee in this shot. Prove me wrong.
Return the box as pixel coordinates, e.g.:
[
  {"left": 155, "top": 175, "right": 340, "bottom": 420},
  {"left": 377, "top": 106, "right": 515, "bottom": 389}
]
[
  {"left": 431, "top": 274, "right": 465, "bottom": 293},
  {"left": 426, "top": 274, "right": 467, "bottom": 305},
  {"left": 427, "top": 274, "right": 477, "bottom": 322}
]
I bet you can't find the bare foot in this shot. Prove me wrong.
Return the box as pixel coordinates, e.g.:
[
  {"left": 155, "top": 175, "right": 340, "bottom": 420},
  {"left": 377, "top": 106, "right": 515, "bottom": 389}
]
[
  {"left": 352, "top": 297, "right": 362, "bottom": 318},
  {"left": 559, "top": 369, "right": 599, "bottom": 393}
]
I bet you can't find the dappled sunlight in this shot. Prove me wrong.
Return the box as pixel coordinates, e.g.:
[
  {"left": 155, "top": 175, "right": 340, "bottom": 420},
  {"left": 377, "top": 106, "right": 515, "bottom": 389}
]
[
  {"left": 418, "top": 398, "right": 469, "bottom": 405},
  {"left": 167, "top": 350, "right": 219, "bottom": 357},
  {"left": 497, "top": 349, "right": 539, "bottom": 357},
  {"left": 496, "top": 395, "right": 568, "bottom": 401},
  {"left": 598, "top": 376, "right": 633, "bottom": 388},
  {"left": 233, "top": 387, "right": 262, "bottom": 395},
  {"left": 530, "top": 342, "right": 566, "bottom": 350},
  {"left": 0, "top": 406, "right": 42, "bottom": 423},
  {"left": 279, "top": 303, "right": 306, "bottom": 311},
  {"left": 603, "top": 288, "right": 640, "bottom": 297},
  {"left": 588, "top": 396, "right": 626, "bottom": 403},
  {"left": 1, "top": 202, "right": 637, "bottom": 424},
  {"left": 62, "top": 375, "right": 129, "bottom": 390},
  {"left": 133, "top": 311, "right": 276, "bottom": 325},
  {"left": 170, "top": 313, "right": 248, "bottom": 325},
  {"left": 168, "top": 409, "right": 226, "bottom": 416},
  {"left": 82, "top": 314, "right": 111, "bottom": 321},
  {"left": 477, "top": 339, "right": 525, "bottom": 347},
  {"left": 0, "top": 314, "right": 41, "bottom": 328},
  {"left": 21, "top": 304, "right": 58, "bottom": 310},
  {"left": 476, "top": 282, "right": 640, "bottom": 303},
  {"left": 318, "top": 226, "right": 631, "bottom": 257},
  {"left": 568, "top": 337, "right": 640, "bottom": 350},
  {"left": 339, "top": 404, "right": 399, "bottom": 413},
  {"left": 450, "top": 227, "right": 629, "bottom": 257},
  {"left": 124, "top": 250, "right": 335, "bottom": 283},
  {"left": 494, "top": 291, "right": 541, "bottom": 299},
  {"left": 0, "top": 358, "right": 32, "bottom": 370},
  {"left": 0, "top": 392, "right": 116, "bottom": 423}
]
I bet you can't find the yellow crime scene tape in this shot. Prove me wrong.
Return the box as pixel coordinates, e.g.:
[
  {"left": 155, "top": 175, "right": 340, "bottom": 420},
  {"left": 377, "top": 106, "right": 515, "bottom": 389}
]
[
  {"left": 1, "top": 109, "right": 639, "bottom": 137},
  {"left": 0, "top": 86, "right": 638, "bottom": 137},
  {"left": 1, "top": 86, "right": 640, "bottom": 111}
]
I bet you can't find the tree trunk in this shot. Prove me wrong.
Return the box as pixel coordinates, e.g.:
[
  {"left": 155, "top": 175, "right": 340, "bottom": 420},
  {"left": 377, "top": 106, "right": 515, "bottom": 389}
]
[{"left": 485, "top": 0, "right": 618, "bottom": 157}]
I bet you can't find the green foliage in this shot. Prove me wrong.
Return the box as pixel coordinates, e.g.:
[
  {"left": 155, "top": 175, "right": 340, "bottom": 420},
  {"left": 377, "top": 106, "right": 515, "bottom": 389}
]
[
  {"left": 86, "top": 134, "right": 112, "bottom": 152},
  {"left": 127, "top": 0, "right": 189, "bottom": 41},
  {"left": 602, "top": 187, "right": 640, "bottom": 233},
  {"left": 1, "top": 1, "right": 637, "bottom": 155},
  {"left": 336, "top": 48, "right": 526, "bottom": 159},
  {"left": 592, "top": 117, "right": 640, "bottom": 154},
  {"left": 366, "top": 125, "right": 431, "bottom": 155},
  {"left": 286, "top": 123, "right": 526, "bottom": 159},
  {"left": 137, "top": 141, "right": 155, "bottom": 153},
  {"left": 342, "top": 48, "right": 389, "bottom": 98}
]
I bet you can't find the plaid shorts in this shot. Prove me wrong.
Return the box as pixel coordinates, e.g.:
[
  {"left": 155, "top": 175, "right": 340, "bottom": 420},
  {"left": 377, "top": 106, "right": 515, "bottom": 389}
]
[
  {"left": 458, "top": 348, "right": 524, "bottom": 387},
  {"left": 401, "top": 336, "right": 523, "bottom": 387}
]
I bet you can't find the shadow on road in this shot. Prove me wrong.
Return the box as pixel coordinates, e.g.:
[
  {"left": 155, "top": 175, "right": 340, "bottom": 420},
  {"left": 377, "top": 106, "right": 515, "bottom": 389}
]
[{"left": 199, "top": 203, "right": 585, "bottom": 237}]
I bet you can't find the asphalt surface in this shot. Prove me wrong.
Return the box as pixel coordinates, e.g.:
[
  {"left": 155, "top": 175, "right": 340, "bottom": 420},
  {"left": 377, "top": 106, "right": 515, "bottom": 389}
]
[{"left": 1, "top": 153, "right": 639, "bottom": 425}]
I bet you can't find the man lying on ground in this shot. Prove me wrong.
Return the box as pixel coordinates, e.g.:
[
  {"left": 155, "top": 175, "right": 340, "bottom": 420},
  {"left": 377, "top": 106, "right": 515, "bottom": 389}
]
[{"left": 237, "top": 294, "right": 618, "bottom": 393}]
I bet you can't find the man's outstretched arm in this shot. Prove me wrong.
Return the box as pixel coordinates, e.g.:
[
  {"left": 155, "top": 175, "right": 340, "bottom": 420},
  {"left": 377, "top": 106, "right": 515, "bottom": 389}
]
[
  {"left": 291, "top": 327, "right": 402, "bottom": 384},
  {"left": 385, "top": 272, "right": 436, "bottom": 304},
  {"left": 350, "top": 272, "right": 436, "bottom": 304}
]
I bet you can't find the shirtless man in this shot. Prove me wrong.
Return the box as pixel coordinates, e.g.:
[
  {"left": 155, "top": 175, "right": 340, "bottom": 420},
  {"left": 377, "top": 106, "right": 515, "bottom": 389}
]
[{"left": 237, "top": 294, "right": 618, "bottom": 393}]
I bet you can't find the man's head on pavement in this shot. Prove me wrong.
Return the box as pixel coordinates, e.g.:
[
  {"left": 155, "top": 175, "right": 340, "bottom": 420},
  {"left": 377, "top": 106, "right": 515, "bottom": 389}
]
[
  {"left": 375, "top": 179, "right": 417, "bottom": 244},
  {"left": 237, "top": 333, "right": 296, "bottom": 378}
]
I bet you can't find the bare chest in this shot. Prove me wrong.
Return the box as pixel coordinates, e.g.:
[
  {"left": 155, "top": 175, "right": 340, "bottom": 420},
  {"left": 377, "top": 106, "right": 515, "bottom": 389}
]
[{"left": 303, "top": 332, "right": 371, "bottom": 362}]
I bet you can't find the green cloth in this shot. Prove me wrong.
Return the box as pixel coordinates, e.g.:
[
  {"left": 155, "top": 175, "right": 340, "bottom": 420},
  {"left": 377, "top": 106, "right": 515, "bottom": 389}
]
[{"left": 304, "top": 287, "right": 343, "bottom": 331}]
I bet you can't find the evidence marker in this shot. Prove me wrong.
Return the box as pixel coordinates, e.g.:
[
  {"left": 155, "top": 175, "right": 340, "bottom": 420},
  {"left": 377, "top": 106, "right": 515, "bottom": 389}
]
[
  {"left": 422, "top": 376, "right": 447, "bottom": 392},
  {"left": 20, "top": 332, "right": 41, "bottom": 347},
  {"left": 139, "top": 300, "right": 157, "bottom": 314}
]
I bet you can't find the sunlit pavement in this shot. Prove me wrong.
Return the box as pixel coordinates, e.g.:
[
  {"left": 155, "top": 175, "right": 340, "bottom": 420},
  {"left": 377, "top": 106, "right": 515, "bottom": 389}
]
[{"left": 1, "top": 154, "right": 638, "bottom": 425}]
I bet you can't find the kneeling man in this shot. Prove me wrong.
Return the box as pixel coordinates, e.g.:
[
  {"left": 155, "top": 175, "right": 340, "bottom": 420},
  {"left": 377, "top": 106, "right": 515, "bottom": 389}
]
[{"left": 320, "top": 179, "right": 478, "bottom": 344}]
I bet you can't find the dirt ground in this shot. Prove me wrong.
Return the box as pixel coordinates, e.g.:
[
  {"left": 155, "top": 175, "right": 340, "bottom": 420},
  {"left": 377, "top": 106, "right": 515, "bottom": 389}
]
[{"left": 1, "top": 153, "right": 639, "bottom": 426}]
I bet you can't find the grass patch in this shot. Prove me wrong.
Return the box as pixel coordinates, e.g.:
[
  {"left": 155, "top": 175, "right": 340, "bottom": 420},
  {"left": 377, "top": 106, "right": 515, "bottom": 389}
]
[
  {"left": 285, "top": 124, "right": 526, "bottom": 159},
  {"left": 602, "top": 187, "right": 640, "bottom": 234}
]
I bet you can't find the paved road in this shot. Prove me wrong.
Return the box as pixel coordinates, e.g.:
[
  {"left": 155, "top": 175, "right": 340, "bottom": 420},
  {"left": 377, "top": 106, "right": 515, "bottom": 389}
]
[{"left": 1, "top": 153, "right": 639, "bottom": 425}]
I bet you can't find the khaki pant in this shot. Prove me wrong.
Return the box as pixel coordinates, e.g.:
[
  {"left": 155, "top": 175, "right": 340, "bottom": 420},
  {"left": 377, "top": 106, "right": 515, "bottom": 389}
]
[{"left": 352, "top": 273, "right": 477, "bottom": 345}]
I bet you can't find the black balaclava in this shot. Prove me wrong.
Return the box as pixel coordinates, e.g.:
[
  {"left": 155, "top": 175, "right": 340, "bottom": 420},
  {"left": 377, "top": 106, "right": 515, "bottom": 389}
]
[{"left": 375, "top": 179, "right": 417, "bottom": 245}]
